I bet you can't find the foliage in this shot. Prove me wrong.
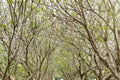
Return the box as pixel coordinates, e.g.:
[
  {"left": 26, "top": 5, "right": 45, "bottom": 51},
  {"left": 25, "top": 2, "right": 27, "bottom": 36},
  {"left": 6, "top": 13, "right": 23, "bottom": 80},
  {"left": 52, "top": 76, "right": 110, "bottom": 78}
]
[{"left": 0, "top": 0, "right": 120, "bottom": 80}]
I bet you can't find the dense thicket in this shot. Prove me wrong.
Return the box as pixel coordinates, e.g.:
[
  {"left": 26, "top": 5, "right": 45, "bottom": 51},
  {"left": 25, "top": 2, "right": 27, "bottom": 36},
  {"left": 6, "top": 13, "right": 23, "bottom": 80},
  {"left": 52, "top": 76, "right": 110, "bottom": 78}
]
[{"left": 0, "top": 0, "right": 120, "bottom": 80}]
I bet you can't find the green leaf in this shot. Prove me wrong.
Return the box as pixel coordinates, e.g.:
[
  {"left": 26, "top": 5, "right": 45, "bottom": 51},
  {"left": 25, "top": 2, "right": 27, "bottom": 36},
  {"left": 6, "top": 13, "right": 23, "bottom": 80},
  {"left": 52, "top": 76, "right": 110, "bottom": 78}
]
[
  {"left": 0, "top": 49, "right": 4, "bottom": 54},
  {"left": 71, "top": 12, "right": 77, "bottom": 17},
  {"left": 0, "top": 23, "right": 6, "bottom": 28},
  {"left": 57, "top": 0, "right": 61, "bottom": 3},
  {"left": 18, "top": 64, "right": 25, "bottom": 73},
  {"left": 41, "top": 7, "right": 46, "bottom": 12},
  {"left": 26, "top": 11, "right": 31, "bottom": 17},
  {"left": 97, "top": 36, "right": 104, "bottom": 42},
  {"left": 7, "top": 20, "right": 13, "bottom": 26},
  {"left": 32, "top": 4, "right": 35, "bottom": 9},
  {"left": 8, "top": 0, "right": 13, "bottom": 4},
  {"left": 38, "top": 0, "right": 41, "bottom": 3}
]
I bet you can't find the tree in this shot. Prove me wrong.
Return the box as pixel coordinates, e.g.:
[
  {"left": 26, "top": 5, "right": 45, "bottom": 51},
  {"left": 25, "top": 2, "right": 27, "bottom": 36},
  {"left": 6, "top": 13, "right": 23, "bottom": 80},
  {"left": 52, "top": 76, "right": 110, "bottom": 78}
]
[
  {"left": 1, "top": 0, "right": 120, "bottom": 80},
  {"left": 47, "top": 0, "right": 120, "bottom": 79},
  {"left": 0, "top": 0, "right": 56, "bottom": 79}
]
